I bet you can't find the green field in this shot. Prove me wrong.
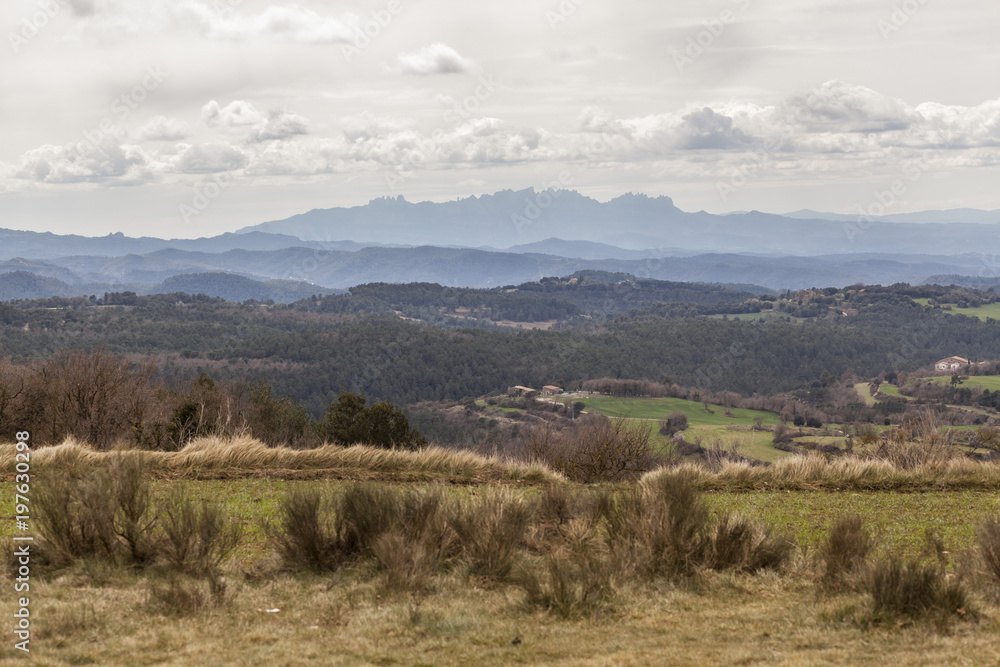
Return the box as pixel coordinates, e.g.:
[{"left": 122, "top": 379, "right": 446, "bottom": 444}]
[
  {"left": 579, "top": 395, "right": 780, "bottom": 427},
  {"left": 708, "top": 490, "right": 1000, "bottom": 558},
  {"left": 575, "top": 395, "right": 790, "bottom": 463},
  {"left": 7, "top": 478, "right": 997, "bottom": 567},
  {"left": 853, "top": 382, "right": 876, "bottom": 406},
  {"left": 924, "top": 375, "right": 1000, "bottom": 391},
  {"left": 878, "top": 383, "right": 912, "bottom": 399},
  {"left": 911, "top": 299, "right": 1000, "bottom": 321},
  {"left": 7, "top": 449, "right": 1000, "bottom": 664}
]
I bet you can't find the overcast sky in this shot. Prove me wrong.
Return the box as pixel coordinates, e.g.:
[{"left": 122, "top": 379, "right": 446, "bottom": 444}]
[{"left": 1, "top": 0, "right": 998, "bottom": 238}]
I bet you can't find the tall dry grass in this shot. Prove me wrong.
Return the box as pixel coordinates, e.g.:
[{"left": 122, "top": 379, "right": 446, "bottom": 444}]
[
  {"left": 642, "top": 454, "right": 1000, "bottom": 491},
  {"left": 1, "top": 436, "right": 559, "bottom": 483}
]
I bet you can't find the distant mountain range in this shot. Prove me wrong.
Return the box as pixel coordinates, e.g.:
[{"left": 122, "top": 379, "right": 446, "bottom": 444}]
[
  {"left": 2, "top": 188, "right": 1000, "bottom": 301},
  {"left": 0, "top": 270, "right": 340, "bottom": 303},
  {"left": 238, "top": 188, "right": 1000, "bottom": 256},
  {"left": 782, "top": 208, "right": 1000, "bottom": 225}
]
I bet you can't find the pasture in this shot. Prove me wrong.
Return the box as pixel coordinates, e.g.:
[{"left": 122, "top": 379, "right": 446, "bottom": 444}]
[{"left": 4, "top": 438, "right": 1000, "bottom": 665}]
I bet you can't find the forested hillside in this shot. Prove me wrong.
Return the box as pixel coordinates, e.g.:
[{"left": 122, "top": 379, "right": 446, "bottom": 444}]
[{"left": 3, "top": 281, "right": 1000, "bottom": 417}]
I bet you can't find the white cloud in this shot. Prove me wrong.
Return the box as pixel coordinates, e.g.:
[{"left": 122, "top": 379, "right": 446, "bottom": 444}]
[
  {"left": 136, "top": 115, "right": 192, "bottom": 141},
  {"left": 779, "top": 81, "right": 915, "bottom": 133},
  {"left": 202, "top": 100, "right": 310, "bottom": 143},
  {"left": 202, "top": 100, "right": 264, "bottom": 128},
  {"left": 172, "top": 142, "right": 249, "bottom": 174},
  {"left": 397, "top": 44, "right": 475, "bottom": 76},
  {"left": 248, "top": 110, "right": 310, "bottom": 142},
  {"left": 15, "top": 139, "right": 154, "bottom": 185},
  {"left": 63, "top": 1, "right": 357, "bottom": 44},
  {"left": 204, "top": 3, "right": 355, "bottom": 44}
]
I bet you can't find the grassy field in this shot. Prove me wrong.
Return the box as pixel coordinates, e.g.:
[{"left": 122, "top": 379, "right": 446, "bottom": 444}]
[
  {"left": 578, "top": 395, "right": 780, "bottom": 427},
  {"left": 4, "top": 470, "right": 1000, "bottom": 664},
  {"left": 853, "top": 382, "right": 877, "bottom": 406},
  {"left": 6, "top": 439, "right": 1000, "bottom": 664},
  {"left": 4, "top": 478, "right": 993, "bottom": 566},
  {"left": 911, "top": 299, "right": 1000, "bottom": 321},
  {"left": 576, "top": 395, "right": 790, "bottom": 462},
  {"left": 924, "top": 375, "right": 1000, "bottom": 392},
  {"left": 947, "top": 303, "right": 1000, "bottom": 321},
  {"left": 878, "top": 383, "right": 912, "bottom": 399}
]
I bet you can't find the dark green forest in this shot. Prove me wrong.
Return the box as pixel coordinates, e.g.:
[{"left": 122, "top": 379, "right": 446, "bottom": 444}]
[{"left": 2, "top": 278, "right": 1000, "bottom": 419}]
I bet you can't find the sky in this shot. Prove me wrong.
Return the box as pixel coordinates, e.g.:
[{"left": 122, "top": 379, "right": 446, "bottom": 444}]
[{"left": 1, "top": 0, "right": 999, "bottom": 238}]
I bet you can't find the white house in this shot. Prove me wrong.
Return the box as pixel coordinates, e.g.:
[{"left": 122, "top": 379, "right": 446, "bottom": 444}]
[{"left": 935, "top": 356, "right": 969, "bottom": 371}]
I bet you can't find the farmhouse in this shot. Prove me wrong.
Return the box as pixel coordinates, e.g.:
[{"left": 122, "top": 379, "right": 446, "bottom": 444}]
[
  {"left": 507, "top": 385, "right": 537, "bottom": 397},
  {"left": 935, "top": 356, "right": 969, "bottom": 371},
  {"left": 541, "top": 385, "right": 563, "bottom": 396}
]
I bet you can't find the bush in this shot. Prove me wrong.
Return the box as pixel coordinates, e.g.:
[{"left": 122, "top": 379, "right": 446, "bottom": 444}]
[
  {"left": 450, "top": 488, "right": 533, "bottom": 581},
  {"left": 269, "top": 487, "right": 343, "bottom": 572},
  {"left": 820, "top": 515, "right": 874, "bottom": 589},
  {"left": 519, "top": 518, "right": 617, "bottom": 618},
  {"left": 338, "top": 483, "right": 407, "bottom": 557},
  {"left": 34, "top": 455, "right": 159, "bottom": 567},
  {"left": 161, "top": 487, "right": 242, "bottom": 575},
  {"left": 522, "top": 415, "right": 661, "bottom": 483},
  {"left": 709, "top": 513, "right": 795, "bottom": 573},
  {"left": 865, "top": 557, "right": 973, "bottom": 626},
  {"left": 978, "top": 515, "right": 1000, "bottom": 585},
  {"left": 112, "top": 455, "right": 159, "bottom": 565},
  {"left": 34, "top": 469, "right": 117, "bottom": 566},
  {"left": 659, "top": 411, "right": 689, "bottom": 436},
  {"left": 599, "top": 471, "right": 711, "bottom": 579}
]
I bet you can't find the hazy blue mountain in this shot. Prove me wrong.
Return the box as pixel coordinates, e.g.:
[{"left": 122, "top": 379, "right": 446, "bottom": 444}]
[
  {"left": 502, "top": 239, "right": 652, "bottom": 260},
  {"left": 13, "top": 246, "right": 1000, "bottom": 292},
  {"left": 0, "top": 228, "right": 363, "bottom": 261},
  {"left": 0, "top": 258, "right": 83, "bottom": 284},
  {"left": 783, "top": 208, "right": 1000, "bottom": 224},
  {"left": 0, "top": 271, "right": 78, "bottom": 300},
  {"left": 238, "top": 188, "right": 1000, "bottom": 255},
  {"left": 0, "top": 269, "right": 340, "bottom": 303},
  {"left": 158, "top": 272, "right": 340, "bottom": 302}
]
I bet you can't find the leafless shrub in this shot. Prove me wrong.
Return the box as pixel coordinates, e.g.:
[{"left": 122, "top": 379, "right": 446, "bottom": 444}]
[
  {"left": 820, "top": 515, "right": 874, "bottom": 590},
  {"left": 978, "top": 515, "right": 1000, "bottom": 586},
  {"left": 709, "top": 513, "right": 795, "bottom": 573},
  {"left": 519, "top": 518, "right": 618, "bottom": 618},
  {"left": 161, "top": 486, "right": 242, "bottom": 575},
  {"left": 450, "top": 488, "right": 533, "bottom": 581},
  {"left": 34, "top": 455, "right": 159, "bottom": 567},
  {"left": 864, "top": 557, "right": 973, "bottom": 627},
  {"left": 268, "top": 487, "right": 343, "bottom": 572},
  {"left": 520, "top": 415, "right": 662, "bottom": 483}
]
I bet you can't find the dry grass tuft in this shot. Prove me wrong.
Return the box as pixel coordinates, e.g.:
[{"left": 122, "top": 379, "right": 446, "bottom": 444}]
[
  {"left": 978, "top": 516, "right": 1000, "bottom": 586},
  {"left": 450, "top": 487, "right": 534, "bottom": 581},
  {"left": 2, "top": 436, "right": 561, "bottom": 484},
  {"left": 642, "top": 454, "right": 1000, "bottom": 492},
  {"left": 864, "top": 557, "right": 974, "bottom": 627},
  {"left": 820, "top": 515, "right": 875, "bottom": 590},
  {"left": 519, "top": 518, "right": 618, "bottom": 618}
]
